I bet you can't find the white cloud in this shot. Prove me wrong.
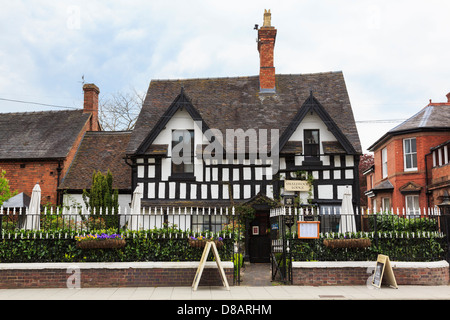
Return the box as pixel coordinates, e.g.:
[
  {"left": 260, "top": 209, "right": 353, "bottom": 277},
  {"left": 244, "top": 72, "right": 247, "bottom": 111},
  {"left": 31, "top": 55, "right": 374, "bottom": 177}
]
[{"left": 0, "top": 0, "right": 449, "bottom": 151}]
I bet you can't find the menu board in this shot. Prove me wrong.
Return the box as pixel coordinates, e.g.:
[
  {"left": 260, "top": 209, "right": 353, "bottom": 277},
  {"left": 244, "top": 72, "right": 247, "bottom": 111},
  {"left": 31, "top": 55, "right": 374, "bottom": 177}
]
[
  {"left": 297, "top": 221, "right": 320, "bottom": 239},
  {"left": 372, "top": 254, "right": 398, "bottom": 289}
]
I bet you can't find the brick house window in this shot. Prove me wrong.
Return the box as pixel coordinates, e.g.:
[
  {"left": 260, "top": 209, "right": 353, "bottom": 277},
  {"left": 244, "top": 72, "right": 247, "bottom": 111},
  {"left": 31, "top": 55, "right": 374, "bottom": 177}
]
[
  {"left": 405, "top": 195, "right": 419, "bottom": 215},
  {"left": 382, "top": 197, "right": 391, "bottom": 212},
  {"left": 403, "top": 138, "right": 417, "bottom": 171},
  {"left": 382, "top": 147, "right": 388, "bottom": 178},
  {"left": 432, "top": 144, "right": 449, "bottom": 167}
]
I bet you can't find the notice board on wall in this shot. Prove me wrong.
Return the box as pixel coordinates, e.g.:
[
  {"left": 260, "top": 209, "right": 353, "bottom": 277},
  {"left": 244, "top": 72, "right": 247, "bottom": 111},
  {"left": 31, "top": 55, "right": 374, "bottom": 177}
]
[
  {"left": 297, "top": 221, "right": 320, "bottom": 239},
  {"left": 372, "top": 254, "right": 398, "bottom": 289}
]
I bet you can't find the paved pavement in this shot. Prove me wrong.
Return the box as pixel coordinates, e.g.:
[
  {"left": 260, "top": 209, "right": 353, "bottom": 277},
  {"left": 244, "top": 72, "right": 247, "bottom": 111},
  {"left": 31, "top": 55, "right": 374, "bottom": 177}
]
[{"left": 0, "top": 284, "right": 449, "bottom": 300}]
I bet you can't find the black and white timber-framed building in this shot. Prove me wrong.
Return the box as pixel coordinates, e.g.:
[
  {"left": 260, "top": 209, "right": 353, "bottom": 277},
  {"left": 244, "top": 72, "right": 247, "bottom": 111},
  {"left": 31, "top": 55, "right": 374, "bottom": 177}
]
[{"left": 124, "top": 12, "right": 362, "bottom": 263}]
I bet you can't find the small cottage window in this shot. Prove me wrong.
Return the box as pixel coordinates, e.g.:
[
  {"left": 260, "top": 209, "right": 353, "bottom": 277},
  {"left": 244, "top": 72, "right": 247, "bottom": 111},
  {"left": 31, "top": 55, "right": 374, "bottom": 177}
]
[
  {"left": 191, "top": 214, "right": 228, "bottom": 233},
  {"left": 304, "top": 129, "right": 320, "bottom": 159},
  {"left": 171, "top": 130, "right": 194, "bottom": 176}
]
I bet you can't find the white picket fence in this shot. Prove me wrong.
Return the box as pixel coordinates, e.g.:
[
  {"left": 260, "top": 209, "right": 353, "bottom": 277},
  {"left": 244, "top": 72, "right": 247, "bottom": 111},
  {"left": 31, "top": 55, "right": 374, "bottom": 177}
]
[{"left": 0, "top": 205, "right": 238, "bottom": 234}]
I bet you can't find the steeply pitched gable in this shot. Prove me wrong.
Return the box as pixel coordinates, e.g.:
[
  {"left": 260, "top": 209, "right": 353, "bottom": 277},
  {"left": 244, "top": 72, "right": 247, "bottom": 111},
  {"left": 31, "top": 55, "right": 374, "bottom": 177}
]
[
  {"left": 127, "top": 72, "right": 362, "bottom": 156},
  {"left": 280, "top": 92, "right": 357, "bottom": 154},
  {"left": 135, "top": 88, "right": 210, "bottom": 156}
]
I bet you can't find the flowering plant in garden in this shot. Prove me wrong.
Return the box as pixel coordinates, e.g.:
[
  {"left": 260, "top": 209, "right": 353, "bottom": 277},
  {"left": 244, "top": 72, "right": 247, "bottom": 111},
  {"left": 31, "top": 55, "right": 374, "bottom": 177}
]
[
  {"left": 188, "top": 234, "right": 224, "bottom": 248},
  {"left": 189, "top": 235, "right": 223, "bottom": 241},
  {"left": 75, "top": 233, "right": 125, "bottom": 250},
  {"left": 75, "top": 233, "right": 124, "bottom": 242}
]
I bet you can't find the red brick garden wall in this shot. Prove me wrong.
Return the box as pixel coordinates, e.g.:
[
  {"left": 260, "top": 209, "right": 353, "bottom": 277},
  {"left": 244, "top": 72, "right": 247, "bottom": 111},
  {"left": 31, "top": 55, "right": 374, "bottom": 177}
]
[
  {"left": 0, "top": 262, "right": 234, "bottom": 289},
  {"left": 292, "top": 261, "right": 449, "bottom": 286}
]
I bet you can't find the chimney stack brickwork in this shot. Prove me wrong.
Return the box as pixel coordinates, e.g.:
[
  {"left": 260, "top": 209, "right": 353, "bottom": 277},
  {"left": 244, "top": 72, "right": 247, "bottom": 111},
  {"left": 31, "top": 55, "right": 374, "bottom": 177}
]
[
  {"left": 83, "top": 83, "right": 100, "bottom": 131},
  {"left": 258, "top": 10, "right": 277, "bottom": 92}
]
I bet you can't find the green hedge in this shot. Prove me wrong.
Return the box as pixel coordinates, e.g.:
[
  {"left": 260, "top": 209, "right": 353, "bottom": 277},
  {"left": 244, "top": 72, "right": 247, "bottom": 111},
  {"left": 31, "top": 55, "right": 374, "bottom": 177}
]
[
  {"left": 0, "top": 230, "right": 235, "bottom": 263},
  {"left": 291, "top": 232, "right": 447, "bottom": 262},
  {"left": 368, "top": 214, "right": 439, "bottom": 233}
]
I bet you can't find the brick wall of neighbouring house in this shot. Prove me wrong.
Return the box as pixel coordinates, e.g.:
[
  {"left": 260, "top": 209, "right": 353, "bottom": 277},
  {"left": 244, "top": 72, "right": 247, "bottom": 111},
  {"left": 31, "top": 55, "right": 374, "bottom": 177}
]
[
  {"left": 0, "top": 160, "right": 62, "bottom": 205},
  {"left": 0, "top": 263, "right": 234, "bottom": 289},
  {"left": 0, "top": 120, "right": 91, "bottom": 206},
  {"left": 368, "top": 132, "right": 450, "bottom": 211},
  {"left": 292, "top": 261, "right": 449, "bottom": 286}
]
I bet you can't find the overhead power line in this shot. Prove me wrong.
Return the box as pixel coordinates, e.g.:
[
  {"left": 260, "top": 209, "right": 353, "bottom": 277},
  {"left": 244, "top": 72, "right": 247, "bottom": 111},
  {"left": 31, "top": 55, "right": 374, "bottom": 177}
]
[
  {"left": 355, "top": 119, "right": 405, "bottom": 124},
  {"left": 0, "top": 97, "right": 79, "bottom": 110},
  {"left": 0, "top": 96, "right": 409, "bottom": 124}
]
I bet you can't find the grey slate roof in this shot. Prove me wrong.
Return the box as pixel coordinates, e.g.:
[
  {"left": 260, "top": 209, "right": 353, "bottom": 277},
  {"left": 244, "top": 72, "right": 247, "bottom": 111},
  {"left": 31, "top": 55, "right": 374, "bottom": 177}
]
[
  {"left": 127, "top": 72, "right": 362, "bottom": 155},
  {"left": 389, "top": 104, "right": 450, "bottom": 133},
  {"left": 0, "top": 110, "right": 90, "bottom": 160},
  {"left": 1, "top": 192, "right": 31, "bottom": 209},
  {"left": 368, "top": 104, "right": 450, "bottom": 151}
]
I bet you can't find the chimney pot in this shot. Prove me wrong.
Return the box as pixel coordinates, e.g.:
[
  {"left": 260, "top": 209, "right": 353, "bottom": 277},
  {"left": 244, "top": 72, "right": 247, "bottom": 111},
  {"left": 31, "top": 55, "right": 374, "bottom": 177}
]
[
  {"left": 83, "top": 83, "right": 100, "bottom": 131},
  {"left": 446, "top": 92, "right": 450, "bottom": 103},
  {"left": 258, "top": 10, "right": 276, "bottom": 93}
]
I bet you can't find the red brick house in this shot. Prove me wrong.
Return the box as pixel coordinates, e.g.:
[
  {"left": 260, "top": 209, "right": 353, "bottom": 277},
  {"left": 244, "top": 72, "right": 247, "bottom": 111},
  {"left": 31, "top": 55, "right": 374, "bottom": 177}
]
[
  {"left": 0, "top": 84, "right": 101, "bottom": 205},
  {"left": 428, "top": 139, "right": 450, "bottom": 210},
  {"left": 364, "top": 93, "right": 450, "bottom": 214}
]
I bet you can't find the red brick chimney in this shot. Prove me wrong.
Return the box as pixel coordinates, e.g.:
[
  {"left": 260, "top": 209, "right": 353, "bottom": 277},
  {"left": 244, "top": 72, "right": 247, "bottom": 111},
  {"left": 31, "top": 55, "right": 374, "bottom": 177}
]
[
  {"left": 258, "top": 9, "right": 277, "bottom": 93},
  {"left": 83, "top": 83, "right": 100, "bottom": 131}
]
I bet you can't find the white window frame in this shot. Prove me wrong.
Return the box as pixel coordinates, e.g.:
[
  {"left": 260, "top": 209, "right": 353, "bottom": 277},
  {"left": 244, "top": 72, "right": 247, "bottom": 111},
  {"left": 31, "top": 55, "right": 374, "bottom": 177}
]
[
  {"left": 382, "top": 197, "right": 391, "bottom": 213},
  {"left": 405, "top": 195, "right": 420, "bottom": 215},
  {"left": 382, "top": 147, "right": 388, "bottom": 178},
  {"left": 403, "top": 138, "right": 417, "bottom": 171},
  {"left": 445, "top": 145, "right": 449, "bottom": 165}
]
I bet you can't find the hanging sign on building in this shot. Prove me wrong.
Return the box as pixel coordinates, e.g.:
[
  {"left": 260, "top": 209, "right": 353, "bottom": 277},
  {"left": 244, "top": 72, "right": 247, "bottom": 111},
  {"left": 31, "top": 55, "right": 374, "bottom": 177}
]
[{"left": 285, "top": 180, "right": 310, "bottom": 192}]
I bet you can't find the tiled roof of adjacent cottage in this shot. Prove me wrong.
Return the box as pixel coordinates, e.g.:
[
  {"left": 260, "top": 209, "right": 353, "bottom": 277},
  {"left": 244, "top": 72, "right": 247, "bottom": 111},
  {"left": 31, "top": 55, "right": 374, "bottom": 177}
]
[
  {"left": 0, "top": 110, "right": 91, "bottom": 160},
  {"left": 59, "top": 131, "right": 132, "bottom": 191}
]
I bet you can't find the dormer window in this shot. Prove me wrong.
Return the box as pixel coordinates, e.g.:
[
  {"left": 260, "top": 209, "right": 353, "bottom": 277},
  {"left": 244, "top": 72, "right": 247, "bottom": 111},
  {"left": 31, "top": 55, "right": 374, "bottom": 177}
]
[
  {"left": 304, "top": 129, "right": 320, "bottom": 159},
  {"left": 171, "top": 130, "right": 194, "bottom": 177}
]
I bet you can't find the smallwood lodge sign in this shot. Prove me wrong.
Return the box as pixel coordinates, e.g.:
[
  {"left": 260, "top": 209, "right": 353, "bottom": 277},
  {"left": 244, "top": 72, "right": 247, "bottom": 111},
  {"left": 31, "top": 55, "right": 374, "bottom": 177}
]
[{"left": 284, "top": 180, "right": 310, "bottom": 192}]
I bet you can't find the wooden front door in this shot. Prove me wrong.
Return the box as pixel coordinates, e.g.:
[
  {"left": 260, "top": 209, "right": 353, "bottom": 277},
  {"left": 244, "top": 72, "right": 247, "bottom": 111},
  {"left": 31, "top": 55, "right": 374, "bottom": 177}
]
[{"left": 248, "top": 211, "right": 271, "bottom": 263}]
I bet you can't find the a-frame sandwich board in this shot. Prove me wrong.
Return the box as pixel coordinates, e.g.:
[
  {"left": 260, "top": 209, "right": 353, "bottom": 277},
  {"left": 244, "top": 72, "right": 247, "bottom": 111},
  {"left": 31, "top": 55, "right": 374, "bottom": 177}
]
[
  {"left": 372, "top": 254, "right": 398, "bottom": 289},
  {"left": 192, "top": 241, "right": 230, "bottom": 291}
]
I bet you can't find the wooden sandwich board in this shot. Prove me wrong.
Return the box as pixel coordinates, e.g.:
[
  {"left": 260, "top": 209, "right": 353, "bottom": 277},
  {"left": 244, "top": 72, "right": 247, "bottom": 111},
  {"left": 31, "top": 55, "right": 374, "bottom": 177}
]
[
  {"left": 192, "top": 241, "right": 230, "bottom": 291},
  {"left": 372, "top": 254, "right": 398, "bottom": 289}
]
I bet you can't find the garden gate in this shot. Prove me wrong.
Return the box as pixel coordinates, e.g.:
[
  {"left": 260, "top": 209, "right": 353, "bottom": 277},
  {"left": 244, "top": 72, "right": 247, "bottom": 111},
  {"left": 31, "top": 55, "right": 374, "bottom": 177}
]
[{"left": 269, "top": 208, "right": 291, "bottom": 284}]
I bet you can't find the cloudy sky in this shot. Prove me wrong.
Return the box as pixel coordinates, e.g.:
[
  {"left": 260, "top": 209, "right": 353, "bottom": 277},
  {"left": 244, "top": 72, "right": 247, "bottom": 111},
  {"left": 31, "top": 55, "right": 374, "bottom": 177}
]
[{"left": 0, "top": 0, "right": 449, "bottom": 152}]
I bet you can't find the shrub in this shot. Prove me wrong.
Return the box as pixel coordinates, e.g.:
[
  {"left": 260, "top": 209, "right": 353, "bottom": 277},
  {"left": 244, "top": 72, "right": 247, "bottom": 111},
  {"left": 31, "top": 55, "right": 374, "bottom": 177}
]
[
  {"left": 290, "top": 231, "right": 447, "bottom": 262},
  {"left": 0, "top": 228, "right": 236, "bottom": 263}
]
